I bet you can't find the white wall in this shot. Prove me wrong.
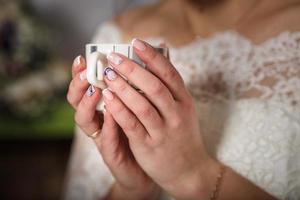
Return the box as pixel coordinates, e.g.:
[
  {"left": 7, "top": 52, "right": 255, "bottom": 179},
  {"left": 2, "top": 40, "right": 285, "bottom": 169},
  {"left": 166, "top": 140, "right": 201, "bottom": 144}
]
[
  {"left": 28, "top": 0, "right": 158, "bottom": 58},
  {"left": 29, "top": 0, "right": 113, "bottom": 57}
]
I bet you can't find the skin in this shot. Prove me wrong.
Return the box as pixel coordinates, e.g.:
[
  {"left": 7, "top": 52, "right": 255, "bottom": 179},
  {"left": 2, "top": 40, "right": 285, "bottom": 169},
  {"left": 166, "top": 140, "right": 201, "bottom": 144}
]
[
  {"left": 67, "top": 0, "right": 300, "bottom": 199},
  {"left": 117, "top": 0, "right": 300, "bottom": 45},
  {"left": 67, "top": 43, "right": 276, "bottom": 199},
  {"left": 67, "top": 57, "right": 160, "bottom": 200}
]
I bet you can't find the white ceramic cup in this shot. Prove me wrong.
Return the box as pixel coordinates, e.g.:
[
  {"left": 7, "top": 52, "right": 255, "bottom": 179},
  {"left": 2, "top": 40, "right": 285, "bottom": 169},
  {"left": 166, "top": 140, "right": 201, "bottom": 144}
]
[{"left": 85, "top": 43, "right": 168, "bottom": 111}]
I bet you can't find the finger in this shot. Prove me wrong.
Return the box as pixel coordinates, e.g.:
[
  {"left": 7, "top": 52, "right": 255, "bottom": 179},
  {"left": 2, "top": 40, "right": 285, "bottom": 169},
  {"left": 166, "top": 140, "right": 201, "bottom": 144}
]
[
  {"left": 75, "top": 85, "right": 103, "bottom": 135},
  {"left": 67, "top": 70, "right": 90, "bottom": 109},
  {"left": 101, "top": 88, "right": 149, "bottom": 143},
  {"left": 94, "top": 110, "right": 119, "bottom": 154},
  {"left": 106, "top": 52, "right": 176, "bottom": 119},
  {"left": 131, "top": 38, "right": 188, "bottom": 102},
  {"left": 72, "top": 55, "right": 86, "bottom": 78},
  {"left": 103, "top": 67, "right": 164, "bottom": 133},
  {"left": 97, "top": 110, "right": 126, "bottom": 175}
]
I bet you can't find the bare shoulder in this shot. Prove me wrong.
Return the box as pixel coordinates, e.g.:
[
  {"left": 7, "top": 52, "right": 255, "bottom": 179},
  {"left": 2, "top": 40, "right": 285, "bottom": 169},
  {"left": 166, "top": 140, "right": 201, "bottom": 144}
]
[
  {"left": 282, "top": 2, "right": 300, "bottom": 31},
  {"left": 267, "top": 2, "right": 300, "bottom": 31},
  {"left": 243, "top": 2, "right": 300, "bottom": 43}
]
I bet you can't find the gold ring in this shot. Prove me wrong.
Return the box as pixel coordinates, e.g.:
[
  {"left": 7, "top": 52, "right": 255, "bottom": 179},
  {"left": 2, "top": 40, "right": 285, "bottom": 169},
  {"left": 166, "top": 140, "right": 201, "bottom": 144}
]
[{"left": 88, "top": 129, "right": 101, "bottom": 139}]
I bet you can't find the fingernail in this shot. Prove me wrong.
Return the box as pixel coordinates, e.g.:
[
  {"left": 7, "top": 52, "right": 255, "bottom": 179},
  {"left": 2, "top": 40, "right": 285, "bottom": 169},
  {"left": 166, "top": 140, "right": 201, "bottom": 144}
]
[
  {"left": 132, "top": 38, "right": 146, "bottom": 51},
  {"left": 74, "top": 55, "right": 81, "bottom": 66},
  {"left": 107, "top": 52, "right": 123, "bottom": 65},
  {"left": 104, "top": 67, "right": 117, "bottom": 81},
  {"left": 80, "top": 70, "right": 86, "bottom": 80},
  {"left": 102, "top": 88, "right": 114, "bottom": 101},
  {"left": 86, "top": 85, "right": 96, "bottom": 97},
  {"left": 159, "top": 42, "right": 167, "bottom": 48}
]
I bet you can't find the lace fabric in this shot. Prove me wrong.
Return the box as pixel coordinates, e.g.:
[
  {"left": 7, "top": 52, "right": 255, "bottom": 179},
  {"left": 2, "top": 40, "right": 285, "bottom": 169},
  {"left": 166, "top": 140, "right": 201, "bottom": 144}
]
[{"left": 64, "top": 22, "right": 300, "bottom": 200}]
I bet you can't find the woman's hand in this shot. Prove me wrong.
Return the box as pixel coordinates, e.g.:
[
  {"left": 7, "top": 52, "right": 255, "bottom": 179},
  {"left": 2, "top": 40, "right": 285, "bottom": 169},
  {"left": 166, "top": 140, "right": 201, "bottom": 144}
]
[
  {"left": 66, "top": 56, "right": 160, "bottom": 200},
  {"left": 102, "top": 39, "right": 219, "bottom": 199}
]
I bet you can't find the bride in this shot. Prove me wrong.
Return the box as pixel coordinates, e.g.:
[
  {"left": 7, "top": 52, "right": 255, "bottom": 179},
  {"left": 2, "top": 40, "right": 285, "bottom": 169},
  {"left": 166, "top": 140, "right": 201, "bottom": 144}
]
[{"left": 65, "top": 0, "right": 300, "bottom": 199}]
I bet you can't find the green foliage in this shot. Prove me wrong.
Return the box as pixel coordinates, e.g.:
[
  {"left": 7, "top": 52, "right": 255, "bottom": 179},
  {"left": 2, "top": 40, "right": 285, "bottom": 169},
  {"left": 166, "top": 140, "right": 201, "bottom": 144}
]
[
  {"left": 0, "top": 0, "right": 72, "bottom": 138},
  {"left": 0, "top": 101, "right": 75, "bottom": 139}
]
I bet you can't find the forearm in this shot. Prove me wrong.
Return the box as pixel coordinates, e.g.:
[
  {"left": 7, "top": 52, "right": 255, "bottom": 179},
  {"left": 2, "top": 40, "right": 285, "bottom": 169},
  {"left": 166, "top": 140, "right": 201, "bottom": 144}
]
[
  {"left": 104, "top": 183, "right": 138, "bottom": 200},
  {"left": 104, "top": 182, "right": 161, "bottom": 200},
  {"left": 216, "top": 164, "right": 276, "bottom": 200}
]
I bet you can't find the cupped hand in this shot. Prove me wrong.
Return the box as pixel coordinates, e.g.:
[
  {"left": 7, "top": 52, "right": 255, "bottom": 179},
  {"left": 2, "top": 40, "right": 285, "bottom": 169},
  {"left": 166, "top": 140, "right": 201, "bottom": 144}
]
[
  {"left": 66, "top": 56, "right": 160, "bottom": 200},
  {"left": 102, "top": 39, "right": 220, "bottom": 199}
]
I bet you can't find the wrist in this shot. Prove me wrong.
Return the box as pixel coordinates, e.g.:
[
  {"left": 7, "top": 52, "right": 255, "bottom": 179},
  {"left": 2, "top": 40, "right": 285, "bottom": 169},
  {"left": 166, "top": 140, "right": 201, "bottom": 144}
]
[
  {"left": 189, "top": 158, "right": 221, "bottom": 199},
  {"left": 106, "top": 182, "right": 160, "bottom": 200},
  {"left": 165, "top": 157, "right": 220, "bottom": 200},
  {"left": 187, "top": 158, "right": 221, "bottom": 199}
]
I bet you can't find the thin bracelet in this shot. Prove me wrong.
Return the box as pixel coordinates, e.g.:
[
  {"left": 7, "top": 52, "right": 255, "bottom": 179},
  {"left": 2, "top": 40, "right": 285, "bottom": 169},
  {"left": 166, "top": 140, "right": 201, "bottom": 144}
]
[{"left": 210, "top": 164, "right": 226, "bottom": 200}]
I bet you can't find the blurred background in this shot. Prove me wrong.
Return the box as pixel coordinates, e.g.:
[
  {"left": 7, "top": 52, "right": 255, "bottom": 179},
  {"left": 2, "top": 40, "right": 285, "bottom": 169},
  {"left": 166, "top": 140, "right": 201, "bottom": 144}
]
[{"left": 0, "top": 0, "right": 156, "bottom": 199}]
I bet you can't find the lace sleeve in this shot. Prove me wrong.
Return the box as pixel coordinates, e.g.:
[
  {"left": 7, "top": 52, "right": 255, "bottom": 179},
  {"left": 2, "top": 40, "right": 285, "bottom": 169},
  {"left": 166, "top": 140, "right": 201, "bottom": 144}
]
[
  {"left": 63, "top": 22, "right": 122, "bottom": 200},
  {"left": 167, "top": 31, "right": 300, "bottom": 199},
  {"left": 237, "top": 32, "right": 300, "bottom": 105}
]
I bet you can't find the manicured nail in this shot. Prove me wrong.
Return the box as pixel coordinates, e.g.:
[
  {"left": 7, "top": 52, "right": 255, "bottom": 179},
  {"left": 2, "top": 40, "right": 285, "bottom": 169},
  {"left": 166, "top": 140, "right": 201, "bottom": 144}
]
[
  {"left": 102, "top": 88, "right": 114, "bottom": 101},
  {"left": 80, "top": 70, "right": 86, "bottom": 80},
  {"left": 104, "top": 67, "right": 117, "bottom": 81},
  {"left": 132, "top": 38, "right": 146, "bottom": 51},
  {"left": 74, "top": 55, "right": 81, "bottom": 66},
  {"left": 86, "top": 85, "right": 95, "bottom": 97},
  {"left": 107, "top": 52, "right": 123, "bottom": 65},
  {"left": 159, "top": 42, "right": 167, "bottom": 47}
]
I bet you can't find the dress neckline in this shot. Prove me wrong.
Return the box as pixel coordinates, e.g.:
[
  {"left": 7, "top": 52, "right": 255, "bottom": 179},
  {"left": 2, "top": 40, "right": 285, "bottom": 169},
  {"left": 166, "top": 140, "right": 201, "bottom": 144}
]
[{"left": 107, "top": 22, "right": 300, "bottom": 51}]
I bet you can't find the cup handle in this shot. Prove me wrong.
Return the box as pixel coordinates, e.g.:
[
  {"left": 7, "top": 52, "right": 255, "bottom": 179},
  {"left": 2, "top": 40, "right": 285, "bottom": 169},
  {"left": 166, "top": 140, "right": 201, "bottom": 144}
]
[
  {"left": 86, "top": 51, "right": 107, "bottom": 111},
  {"left": 86, "top": 51, "right": 107, "bottom": 89}
]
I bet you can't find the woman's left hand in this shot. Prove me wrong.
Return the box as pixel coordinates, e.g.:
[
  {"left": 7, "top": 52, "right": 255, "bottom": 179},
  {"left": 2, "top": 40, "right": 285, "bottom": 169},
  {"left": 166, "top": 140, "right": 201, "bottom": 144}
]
[{"left": 102, "top": 39, "right": 219, "bottom": 199}]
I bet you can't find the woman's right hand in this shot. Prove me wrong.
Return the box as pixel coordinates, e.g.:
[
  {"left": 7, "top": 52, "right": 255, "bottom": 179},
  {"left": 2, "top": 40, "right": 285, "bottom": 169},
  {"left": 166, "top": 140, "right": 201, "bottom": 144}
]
[{"left": 66, "top": 55, "right": 160, "bottom": 200}]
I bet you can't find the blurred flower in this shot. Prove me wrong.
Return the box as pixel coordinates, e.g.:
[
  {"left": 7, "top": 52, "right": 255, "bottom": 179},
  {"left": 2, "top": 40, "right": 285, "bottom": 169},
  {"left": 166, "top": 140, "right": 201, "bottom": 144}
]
[
  {"left": 0, "top": 1, "right": 55, "bottom": 77},
  {"left": 0, "top": 0, "right": 65, "bottom": 119},
  {"left": 1, "top": 62, "right": 70, "bottom": 118}
]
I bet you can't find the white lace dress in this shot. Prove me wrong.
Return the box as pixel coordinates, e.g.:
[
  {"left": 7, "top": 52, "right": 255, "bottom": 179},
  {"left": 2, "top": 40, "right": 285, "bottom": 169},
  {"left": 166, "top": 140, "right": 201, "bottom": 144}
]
[{"left": 64, "top": 22, "right": 300, "bottom": 200}]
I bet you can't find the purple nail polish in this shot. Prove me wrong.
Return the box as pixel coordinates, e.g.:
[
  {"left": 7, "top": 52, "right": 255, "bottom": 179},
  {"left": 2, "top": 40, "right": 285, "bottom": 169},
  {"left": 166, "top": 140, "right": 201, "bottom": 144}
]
[
  {"left": 86, "top": 85, "right": 96, "bottom": 96},
  {"left": 104, "top": 67, "right": 117, "bottom": 81}
]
